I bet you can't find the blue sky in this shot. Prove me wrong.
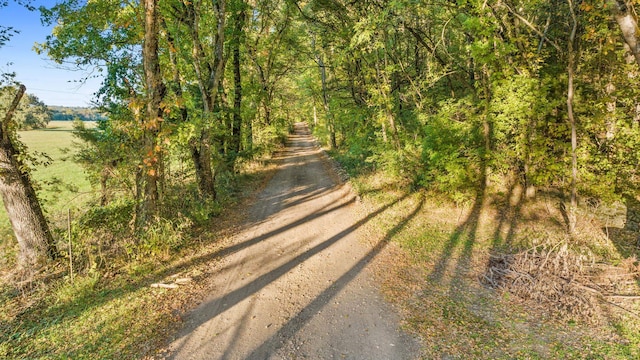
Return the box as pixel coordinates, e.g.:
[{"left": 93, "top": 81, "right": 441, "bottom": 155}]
[{"left": 1, "top": 1, "right": 102, "bottom": 107}]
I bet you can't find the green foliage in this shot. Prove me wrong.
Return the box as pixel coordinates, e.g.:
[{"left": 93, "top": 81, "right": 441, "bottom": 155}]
[
  {"left": 49, "top": 106, "right": 106, "bottom": 121},
  {"left": 295, "top": 0, "right": 640, "bottom": 207},
  {"left": 70, "top": 199, "right": 136, "bottom": 270},
  {"left": 69, "top": 197, "right": 191, "bottom": 271},
  {"left": 72, "top": 114, "right": 137, "bottom": 197},
  {"left": 0, "top": 86, "right": 51, "bottom": 130},
  {"left": 329, "top": 140, "right": 374, "bottom": 177},
  {"left": 161, "top": 183, "right": 222, "bottom": 225},
  {"left": 13, "top": 0, "right": 640, "bottom": 273},
  {"left": 2, "top": 0, "right": 640, "bottom": 357},
  {"left": 252, "top": 119, "right": 292, "bottom": 156},
  {"left": 134, "top": 217, "right": 190, "bottom": 260},
  {"left": 419, "top": 98, "right": 483, "bottom": 203}
]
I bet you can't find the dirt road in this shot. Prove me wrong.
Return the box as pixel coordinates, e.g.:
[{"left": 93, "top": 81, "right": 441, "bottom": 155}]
[{"left": 165, "top": 123, "right": 419, "bottom": 359}]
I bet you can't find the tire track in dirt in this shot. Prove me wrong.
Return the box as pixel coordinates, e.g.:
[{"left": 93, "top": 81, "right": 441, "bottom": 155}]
[{"left": 165, "top": 123, "right": 419, "bottom": 359}]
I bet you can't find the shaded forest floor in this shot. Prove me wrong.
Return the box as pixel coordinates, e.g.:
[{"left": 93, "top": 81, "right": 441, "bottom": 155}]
[{"left": 346, "top": 168, "right": 640, "bottom": 359}]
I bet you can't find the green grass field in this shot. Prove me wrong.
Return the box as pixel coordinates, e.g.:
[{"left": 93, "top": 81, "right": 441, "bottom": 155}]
[{"left": 0, "top": 121, "right": 95, "bottom": 265}]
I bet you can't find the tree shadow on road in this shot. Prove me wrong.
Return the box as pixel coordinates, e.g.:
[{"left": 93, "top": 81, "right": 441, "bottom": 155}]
[
  {"left": 167, "top": 191, "right": 416, "bottom": 358},
  {"left": 242, "top": 195, "right": 425, "bottom": 358}
]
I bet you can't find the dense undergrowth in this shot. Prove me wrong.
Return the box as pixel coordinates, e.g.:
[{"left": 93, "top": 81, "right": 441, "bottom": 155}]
[{"left": 332, "top": 147, "right": 640, "bottom": 359}]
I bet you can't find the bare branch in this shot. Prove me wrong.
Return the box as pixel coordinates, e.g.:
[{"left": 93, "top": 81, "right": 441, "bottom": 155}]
[{"left": 500, "top": 2, "right": 562, "bottom": 52}]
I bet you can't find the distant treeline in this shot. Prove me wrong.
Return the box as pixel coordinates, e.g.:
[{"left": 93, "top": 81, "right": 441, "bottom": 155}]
[{"left": 48, "top": 105, "right": 107, "bottom": 121}]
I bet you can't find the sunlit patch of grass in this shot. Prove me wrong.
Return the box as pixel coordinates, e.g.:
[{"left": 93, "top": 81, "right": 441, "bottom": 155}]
[
  {"left": 0, "top": 144, "right": 275, "bottom": 358},
  {"left": 0, "top": 233, "right": 230, "bottom": 359},
  {"left": 0, "top": 272, "right": 181, "bottom": 358},
  {"left": 17, "top": 121, "right": 94, "bottom": 210},
  {"left": 346, "top": 165, "right": 639, "bottom": 359}
]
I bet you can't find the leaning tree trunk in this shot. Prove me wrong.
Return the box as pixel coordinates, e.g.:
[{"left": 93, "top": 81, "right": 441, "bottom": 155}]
[
  {"left": 0, "top": 85, "right": 57, "bottom": 269},
  {"left": 609, "top": 1, "right": 640, "bottom": 125}
]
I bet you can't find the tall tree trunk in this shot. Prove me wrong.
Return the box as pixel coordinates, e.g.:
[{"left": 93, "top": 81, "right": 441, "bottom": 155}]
[
  {"left": 313, "top": 105, "right": 318, "bottom": 127},
  {"left": 566, "top": 0, "right": 579, "bottom": 234},
  {"left": 383, "top": 49, "right": 401, "bottom": 150},
  {"left": 386, "top": 109, "right": 400, "bottom": 149},
  {"left": 217, "top": 84, "right": 230, "bottom": 156},
  {"left": 310, "top": 33, "right": 336, "bottom": 148},
  {"left": 372, "top": 49, "right": 400, "bottom": 149},
  {"left": 181, "top": 0, "right": 226, "bottom": 200},
  {"left": 139, "top": 0, "right": 165, "bottom": 226},
  {"left": 321, "top": 61, "right": 336, "bottom": 149},
  {"left": 229, "top": 4, "right": 245, "bottom": 169},
  {"left": 0, "top": 85, "right": 57, "bottom": 269},
  {"left": 263, "top": 97, "right": 272, "bottom": 126},
  {"left": 246, "top": 115, "right": 253, "bottom": 152},
  {"left": 183, "top": 0, "right": 216, "bottom": 199},
  {"left": 315, "top": 50, "right": 336, "bottom": 148},
  {"left": 257, "top": 65, "right": 271, "bottom": 126}
]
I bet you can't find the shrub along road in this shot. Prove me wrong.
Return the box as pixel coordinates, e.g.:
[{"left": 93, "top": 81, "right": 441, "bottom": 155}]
[{"left": 163, "top": 123, "right": 420, "bottom": 359}]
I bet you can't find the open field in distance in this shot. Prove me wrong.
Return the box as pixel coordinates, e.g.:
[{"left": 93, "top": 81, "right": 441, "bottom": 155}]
[{"left": 0, "top": 121, "right": 96, "bottom": 265}]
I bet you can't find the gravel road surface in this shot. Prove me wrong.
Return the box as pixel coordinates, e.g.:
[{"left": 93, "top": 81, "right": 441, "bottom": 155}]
[{"left": 165, "top": 123, "right": 419, "bottom": 359}]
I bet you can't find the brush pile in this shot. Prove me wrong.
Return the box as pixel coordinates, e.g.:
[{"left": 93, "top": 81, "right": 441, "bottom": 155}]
[{"left": 484, "top": 243, "right": 640, "bottom": 323}]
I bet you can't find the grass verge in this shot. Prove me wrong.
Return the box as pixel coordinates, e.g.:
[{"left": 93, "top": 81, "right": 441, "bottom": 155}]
[
  {"left": 0, "top": 154, "right": 278, "bottom": 359},
  {"left": 348, "top": 169, "right": 640, "bottom": 359}
]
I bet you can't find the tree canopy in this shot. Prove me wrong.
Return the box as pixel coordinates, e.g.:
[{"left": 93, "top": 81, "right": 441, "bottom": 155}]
[
  {"left": 32, "top": 0, "right": 640, "bottom": 219},
  {"left": 1, "top": 0, "right": 639, "bottom": 267}
]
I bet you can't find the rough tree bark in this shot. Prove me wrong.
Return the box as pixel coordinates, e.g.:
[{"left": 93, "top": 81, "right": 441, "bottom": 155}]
[
  {"left": 0, "top": 85, "right": 57, "bottom": 269},
  {"left": 610, "top": 0, "right": 640, "bottom": 66},
  {"left": 138, "top": 0, "right": 165, "bottom": 226}
]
